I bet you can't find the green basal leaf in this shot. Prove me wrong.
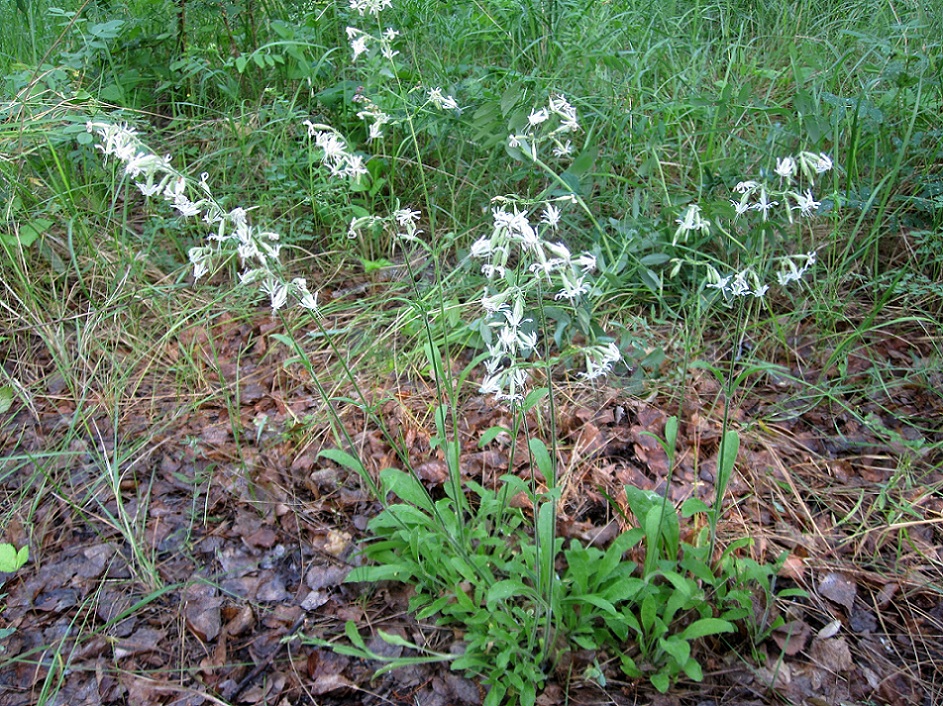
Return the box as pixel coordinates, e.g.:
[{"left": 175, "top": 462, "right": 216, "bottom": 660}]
[
  {"left": 658, "top": 635, "right": 690, "bottom": 665},
  {"left": 379, "top": 468, "right": 434, "bottom": 512},
  {"left": 651, "top": 670, "right": 671, "bottom": 693},
  {"left": 486, "top": 579, "right": 533, "bottom": 607},
  {"left": 680, "top": 617, "right": 736, "bottom": 640},
  {"left": 318, "top": 448, "right": 367, "bottom": 474}
]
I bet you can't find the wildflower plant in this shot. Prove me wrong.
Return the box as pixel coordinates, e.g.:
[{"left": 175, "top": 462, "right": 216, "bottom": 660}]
[{"left": 85, "top": 120, "right": 319, "bottom": 314}]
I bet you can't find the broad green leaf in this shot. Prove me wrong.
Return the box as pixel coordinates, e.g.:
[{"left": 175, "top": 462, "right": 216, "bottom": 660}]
[
  {"left": 379, "top": 468, "right": 434, "bottom": 512},
  {"left": 318, "top": 448, "right": 366, "bottom": 474},
  {"left": 651, "top": 671, "right": 671, "bottom": 693},
  {"left": 346, "top": 563, "right": 410, "bottom": 583},
  {"left": 0, "top": 386, "right": 13, "bottom": 415},
  {"left": 680, "top": 497, "right": 710, "bottom": 517},
  {"left": 681, "top": 617, "right": 735, "bottom": 640},
  {"left": 486, "top": 579, "right": 533, "bottom": 606},
  {"left": 528, "top": 438, "right": 554, "bottom": 487},
  {"left": 658, "top": 635, "right": 690, "bottom": 665},
  {"left": 0, "top": 544, "right": 28, "bottom": 573},
  {"left": 682, "top": 657, "right": 704, "bottom": 681}
]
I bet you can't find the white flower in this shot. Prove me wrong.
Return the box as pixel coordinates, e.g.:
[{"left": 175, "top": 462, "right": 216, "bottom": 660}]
[
  {"left": 261, "top": 278, "right": 289, "bottom": 312},
  {"left": 428, "top": 87, "right": 459, "bottom": 111},
  {"left": 734, "top": 180, "right": 759, "bottom": 194},
  {"left": 791, "top": 189, "right": 821, "bottom": 216},
  {"left": 673, "top": 203, "right": 710, "bottom": 244},
  {"left": 775, "top": 156, "right": 797, "bottom": 181},
  {"left": 394, "top": 208, "right": 421, "bottom": 226},
  {"left": 470, "top": 236, "right": 493, "bottom": 259},
  {"left": 552, "top": 140, "right": 573, "bottom": 158},
  {"left": 541, "top": 204, "right": 561, "bottom": 228},
  {"left": 580, "top": 343, "right": 621, "bottom": 380},
  {"left": 730, "top": 197, "right": 751, "bottom": 217},
  {"left": 528, "top": 108, "right": 549, "bottom": 126},
  {"left": 350, "top": 35, "right": 369, "bottom": 60},
  {"left": 554, "top": 272, "right": 589, "bottom": 301},
  {"left": 575, "top": 253, "right": 596, "bottom": 273},
  {"left": 751, "top": 188, "right": 778, "bottom": 220},
  {"left": 348, "top": 0, "right": 391, "bottom": 15}
]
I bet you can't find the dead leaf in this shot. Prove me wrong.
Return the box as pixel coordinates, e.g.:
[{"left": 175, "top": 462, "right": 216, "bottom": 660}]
[
  {"left": 818, "top": 571, "right": 856, "bottom": 611},
  {"left": 809, "top": 635, "right": 854, "bottom": 671},
  {"left": 183, "top": 581, "right": 222, "bottom": 642},
  {"left": 778, "top": 553, "right": 806, "bottom": 582},
  {"left": 772, "top": 620, "right": 811, "bottom": 655}
]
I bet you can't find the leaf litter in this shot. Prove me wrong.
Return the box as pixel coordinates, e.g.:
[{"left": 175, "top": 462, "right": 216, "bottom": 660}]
[{"left": 1, "top": 304, "right": 942, "bottom": 705}]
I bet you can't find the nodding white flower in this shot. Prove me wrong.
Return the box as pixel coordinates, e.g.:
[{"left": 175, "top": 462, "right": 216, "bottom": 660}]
[
  {"left": 541, "top": 204, "right": 561, "bottom": 228},
  {"left": 552, "top": 140, "right": 573, "bottom": 158},
  {"left": 706, "top": 274, "right": 732, "bottom": 294},
  {"left": 428, "top": 87, "right": 459, "bottom": 111},
  {"left": 291, "top": 278, "right": 319, "bottom": 312},
  {"left": 734, "top": 180, "right": 759, "bottom": 194},
  {"left": 730, "top": 197, "right": 752, "bottom": 217},
  {"left": 751, "top": 188, "right": 779, "bottom": 220},
  {"left": 580, "top": 343, "right": 621, "bottom": 380},
  {"left": 137, "top": 181, "right": 163, "bottom": 197},
  {"left": 171, "top": 197, "right": 202, "bottom": 218},
  {"left": 470, "top": 236, "right": 494, "bottom": 259},
  {"left": 528, "top": 108, "right": 550, "bottom": 126},
  {"left": 707, "top": 268, "right": 767, "bottom": 299},
  {"left": 813, "top": 153, "right": 832, "bottom": 173},
  {"left": 508, "top": 134, "right": 522, "bottom": 149},
  {"left": 348, "top": 0, "right": 391, "bottom": 15},
  {"left": 775, "top": 156, "right": 797, "bottom": 181},
  {"left": 575, "top": 253, "right": 597, "bottom": 273},
  {"left": 350, "top": 35, "right": 369, "bottom": 60},
  {"left": 383, "top": 27, "right": 399, "bottom": 42},
  {"left": 481, "top": 292, "right": 507, "bottom": 313},
  {"left": 544, "top": 241, "right": 570, "bottom": 261},
  {"left": 792, "top": 189, "right": 821, "bottom": 216},
  {"left": 730, "top": 271, "right": 751, "bottom": 297},
  {"left": 394, "top": 208, "right": 421, "bottom": 226},
  {"left": 189, "top": 247, "right": 211, "bottom": 280},
  {"left": 555, "top": 271, "right": 589, "bottom": 301},
  {"left": 261, "top": 278, "right": 289, "bottom": 312},
  {"left": 777, "top": 251, "right": 817, "bottom": 286},
  {"left": 673, "top": 203, "right": 711, "bottom": 244}
]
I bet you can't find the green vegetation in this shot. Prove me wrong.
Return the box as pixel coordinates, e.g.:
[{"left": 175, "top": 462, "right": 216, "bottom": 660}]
[{"left": 1, "top": 0, "right": 941, "bottom": 703}]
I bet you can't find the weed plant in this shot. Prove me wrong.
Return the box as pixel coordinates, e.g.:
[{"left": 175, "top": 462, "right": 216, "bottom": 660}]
[{"left": 2, "top": 0, "right": 942, "bottom": 703}]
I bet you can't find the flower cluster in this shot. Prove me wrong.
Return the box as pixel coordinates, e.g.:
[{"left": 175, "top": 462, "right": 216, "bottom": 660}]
[
  {"left": 345, "top": 25, "right": 399, "bottom": 63},
  {"left": 729, "top": 151, "right": 832, "bottom": 223},
  {"left": 508, "top": 93, "right": 581, "bottom": 161},
  {"left": 348, "top": 0, "right": 391, "bottom": 16},
  {"left": 470, "top": 194, "right": 620, "bottom": 401},
  {"left": 303, "top": 121, "right": 368, "bottom": 180},
  {"left": 85, "top": 120, "right": 318, "bottom": 313},
  {"left": 705, "top": 250, "right": 819, "bottom": 302}
]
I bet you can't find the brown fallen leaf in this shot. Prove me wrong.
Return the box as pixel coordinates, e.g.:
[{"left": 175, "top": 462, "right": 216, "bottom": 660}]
[
  {"left": 809, "top": 635, "right": 854, "bottom": 672},
  {"left": 183, "top": 580, "right": 222, "bottom": 642},
  {"left": 817, "top": 571, "right": 856, "bottom": 612},
  {"left": 772, "top": 619, "right": 811, "bottom": 656}
]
